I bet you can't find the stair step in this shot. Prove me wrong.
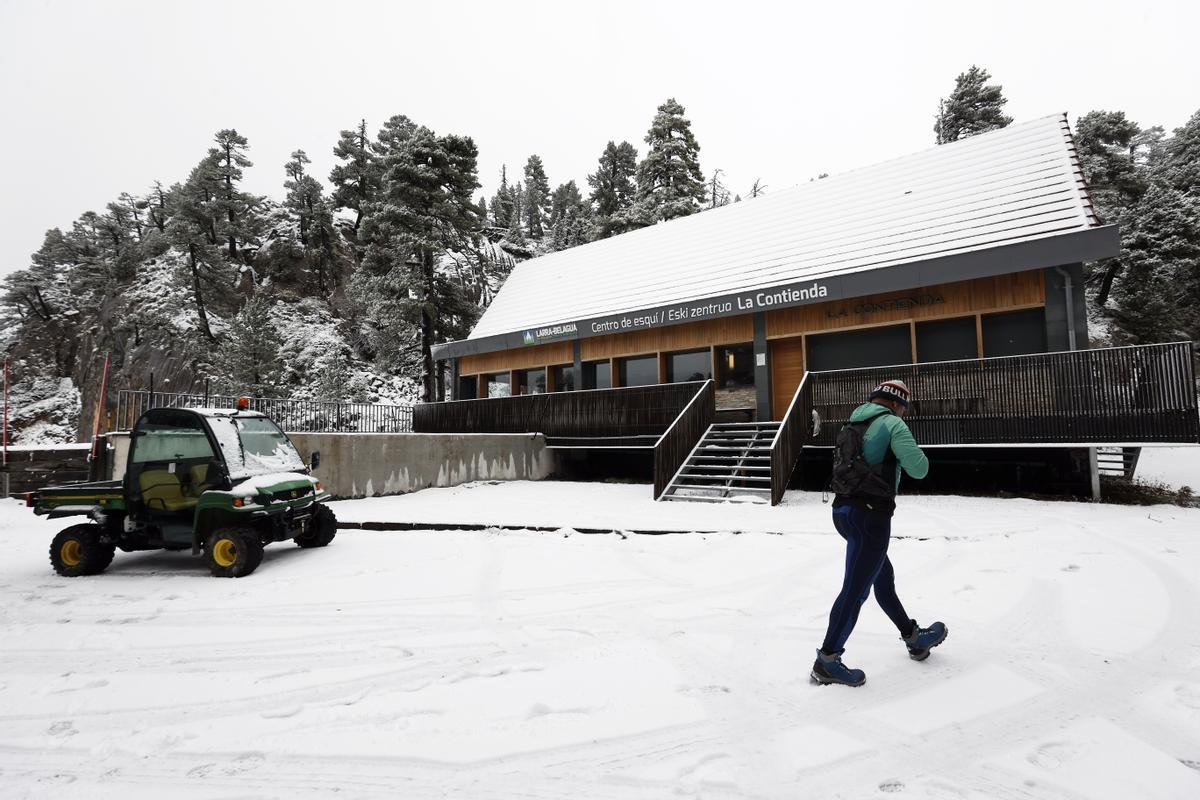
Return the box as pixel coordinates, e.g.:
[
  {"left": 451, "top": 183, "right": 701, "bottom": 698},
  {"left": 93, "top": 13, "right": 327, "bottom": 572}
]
[
  {"left": 660, "top": 494, "right": 769, "bottom": 503},
  {"left": 681, "top": 466, "right": 771, "bottom": 473},
  {"left": 690, "top": 455, "right": 771, "bottom": 462},
  {"left": 698, "top": 444, "right": 772, "bottom": 451},
  {"left": 674, "top": 475, "right": 772, "bottom": 484},
  {"left": 711, "top": 422, "right": 779, "bottom": 429}
]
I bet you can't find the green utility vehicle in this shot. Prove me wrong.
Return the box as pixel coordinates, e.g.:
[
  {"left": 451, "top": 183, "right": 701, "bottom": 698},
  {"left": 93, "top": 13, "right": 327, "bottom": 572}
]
[{"left": 28, "top": 405, "right": 337, "bottom": 578}]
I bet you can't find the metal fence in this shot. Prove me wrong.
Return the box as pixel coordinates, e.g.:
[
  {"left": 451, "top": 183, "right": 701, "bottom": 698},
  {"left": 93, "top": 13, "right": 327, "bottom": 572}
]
[
  {"left": 114, "top": 390, "right": 414, "bottom": 434},
  {"left": 413, "top": 382, "right": 707, "bottom": 442},
  {"left": 799, "top": 341, "right": 1200, "bottom": 447}
]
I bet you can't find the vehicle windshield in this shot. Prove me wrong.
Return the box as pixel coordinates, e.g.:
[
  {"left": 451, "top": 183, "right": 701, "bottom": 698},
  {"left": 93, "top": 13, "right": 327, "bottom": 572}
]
[
  {"left": 131, "top": 411, "right": 216, "bottom": 463},
  {"left": 206, "top": 415, "right": 306, "bottom": 478}
]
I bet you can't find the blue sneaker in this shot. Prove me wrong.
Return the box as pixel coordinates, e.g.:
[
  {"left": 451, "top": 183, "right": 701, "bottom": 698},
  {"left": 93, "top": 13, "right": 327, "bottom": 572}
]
[
  {"left": 903, "top": 620, "right": 947, "bottom": 661},
  {"left": 811, "top": 649, "right": 866, "bottom": 687}
]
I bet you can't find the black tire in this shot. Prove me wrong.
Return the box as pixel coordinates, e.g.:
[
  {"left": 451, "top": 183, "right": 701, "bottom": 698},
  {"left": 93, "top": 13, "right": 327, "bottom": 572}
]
[
  {"left": 205, "top": 527, "right": 264, "bottom": 578},
  {"left": 295, "top": 505, "right": 337, "bottom": 549},
  {"left": 49, "top": 524, "right": 116, "bottom": 577}
]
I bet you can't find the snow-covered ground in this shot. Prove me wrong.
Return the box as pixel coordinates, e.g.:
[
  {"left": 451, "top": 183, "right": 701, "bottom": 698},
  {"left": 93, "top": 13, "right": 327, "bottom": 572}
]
[
  {"left": 2, "top": 484, "right": 1200, "bottom": 799},
  {"left": 1137, "top": 446, "right": 1200, "bottom": 491}
]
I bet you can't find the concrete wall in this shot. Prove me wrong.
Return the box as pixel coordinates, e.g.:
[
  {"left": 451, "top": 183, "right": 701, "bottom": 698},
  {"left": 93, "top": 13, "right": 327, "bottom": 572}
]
[{"left": 288, "top": 432, "right": 558, "bottom": 499}]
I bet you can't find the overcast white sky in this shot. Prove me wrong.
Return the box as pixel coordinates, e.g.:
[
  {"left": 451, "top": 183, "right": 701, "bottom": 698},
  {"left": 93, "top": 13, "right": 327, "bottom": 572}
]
[{"left": 0, "top": 0, "right": 1196, "bottom": 278}]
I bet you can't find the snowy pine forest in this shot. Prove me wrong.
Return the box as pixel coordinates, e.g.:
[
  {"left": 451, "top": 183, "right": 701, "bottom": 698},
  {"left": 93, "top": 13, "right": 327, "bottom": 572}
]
[{"left": 4, "top": 70, "right": 1200, "bottom": 445}]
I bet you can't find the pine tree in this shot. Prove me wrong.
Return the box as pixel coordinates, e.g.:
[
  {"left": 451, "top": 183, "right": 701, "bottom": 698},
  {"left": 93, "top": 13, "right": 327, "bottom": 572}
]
[
  {"left": 1075, "top": 111, "right": 1144, "bottom": 222},
  {"left": 934, "top": 66, "right": 1013, "bottom": 144},
  {"left": 491, "top": 165, "right": 514, "bottom": 228},
  {"left": 1112, "top": 182, "right": 1200, "bottom": 342},
  {"left": 356, "top": 124, "right": 482, "bottom": 402},
  {"left": 550, "top": 180, "right": 585, "bottom": 224},
  {"left": 588, "top": 140, "right": 638, "bottom": 238},
  {"left": 631, "top": 98, "right": 707, "bottom": 224},
  {"left": 218, "top": 294, "right": 283, "bottom": 396},
  {"left": 284, "top": 149, "right": 342, "bottom": 293},
  {"left": 522, "top": 155, "right": 552, "bottom": 238},
  {"left": 208, "top": 129, "right": 261, "bottom": 261},
  {"left": 329, "top": 119, "right": 382, "bottom": 234},
  {"left": 1163, "top": 108, "right": 1200, "bottom": 196},
  {"left": 166, "top": 158, "right": 230, "bottom": 340}
]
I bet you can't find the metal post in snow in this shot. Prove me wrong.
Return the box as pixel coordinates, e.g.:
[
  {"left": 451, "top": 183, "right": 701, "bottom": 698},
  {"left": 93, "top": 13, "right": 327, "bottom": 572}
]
[
  {"left": 3, "top": 357, "right": 9, "bottom": 469},
  {"left": 90, "top": 354, "right": 111, "bottom": 465}
]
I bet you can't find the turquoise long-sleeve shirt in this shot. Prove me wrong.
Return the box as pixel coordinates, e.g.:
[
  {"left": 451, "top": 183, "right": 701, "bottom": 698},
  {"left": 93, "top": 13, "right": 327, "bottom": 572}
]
[{"left": 847, "top": 402, "right": 929, "bottom": 492}]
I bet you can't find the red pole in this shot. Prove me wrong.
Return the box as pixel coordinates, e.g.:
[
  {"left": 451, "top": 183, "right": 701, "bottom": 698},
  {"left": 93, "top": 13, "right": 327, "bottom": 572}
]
[
  {"left": 3, "top": 357, "right": 8, "bottom": 467},
  {"left": 90, "top": 355, "right": 111, "bottom": 463}
]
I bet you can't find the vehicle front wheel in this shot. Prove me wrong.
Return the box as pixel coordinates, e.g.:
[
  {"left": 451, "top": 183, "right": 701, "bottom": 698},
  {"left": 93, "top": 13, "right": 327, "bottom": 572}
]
[
  {"left": 295, "top": 505, "right": 337, "bottom": 548},
  {"left": 49, "top": 524, "right": 116, "bottom": 577},
  {"left": 205, "top": 528, "right": 264, "bottom": 578}
]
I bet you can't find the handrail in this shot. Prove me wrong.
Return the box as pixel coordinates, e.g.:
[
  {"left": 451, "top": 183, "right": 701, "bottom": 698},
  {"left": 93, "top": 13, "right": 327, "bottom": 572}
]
[
  {"left": 802, "top": 342, "right": 1199, "bottom": 447},
  {"left": 652, "top": 380, "right": 715, "bottom": 499},
  {"left": 414, "top": 381, "right": 706, "bottom": 439},
  {"left": 769, "top": 371, "right": 813, "bottom": 505},
  {"left": 114, "top": 389, "right": 413, "bottom": 434}
]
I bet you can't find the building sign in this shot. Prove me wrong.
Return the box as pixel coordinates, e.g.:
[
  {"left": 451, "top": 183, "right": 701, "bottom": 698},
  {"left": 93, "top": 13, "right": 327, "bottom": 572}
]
[
  {"left": 586, "top": 281, "right": 830, "bottom": 336},
  {"left": 523, "top": 323, "right": 578, "bottom": 345},
  {"left": 826, "top": 293, "right": 945, "bottom": 320}
]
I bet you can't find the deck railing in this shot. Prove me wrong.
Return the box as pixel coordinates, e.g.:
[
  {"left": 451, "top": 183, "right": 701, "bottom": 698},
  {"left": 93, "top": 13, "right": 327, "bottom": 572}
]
[
  {"left": 114, "top": 390, "right": 414, "bottom": 434},
  {"left": 413, "top": 381, "right": 708, "bottom": 442},
  {"left": 769, "top": 371, "right": 814, "bottom": 505},
  {"left": 652, "top": 380, "right": 715, "bottom": 499},
  {"left": 803, "top": 342, "right": 1199, "bottom": 447}
]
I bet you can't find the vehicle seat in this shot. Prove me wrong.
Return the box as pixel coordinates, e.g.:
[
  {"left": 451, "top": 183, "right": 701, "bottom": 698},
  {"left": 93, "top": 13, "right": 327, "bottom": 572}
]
[
  {"left": 187, "top": 464, "right": 216, "bottom": 497},
  {"left": 139, "top": 469, "right": 195, "bottom": 512}
]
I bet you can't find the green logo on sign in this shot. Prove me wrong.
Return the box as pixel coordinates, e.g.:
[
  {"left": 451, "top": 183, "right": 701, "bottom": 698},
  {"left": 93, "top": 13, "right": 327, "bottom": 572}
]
[{"left": 523, "top": 331, "right": 536, "bottom": 345}]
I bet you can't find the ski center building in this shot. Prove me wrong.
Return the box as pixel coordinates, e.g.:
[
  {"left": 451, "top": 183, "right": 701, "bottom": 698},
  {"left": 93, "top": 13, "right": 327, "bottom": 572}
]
[{"left": 422, "top": 115, "right": 1199, "bottom": 502}]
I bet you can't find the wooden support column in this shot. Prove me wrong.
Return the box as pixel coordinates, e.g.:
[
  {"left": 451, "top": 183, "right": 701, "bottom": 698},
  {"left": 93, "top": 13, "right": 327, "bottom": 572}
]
[
  {"left": 572, "top": 339, "right": 582, "bottom": 392},
  {"left": 753, "top": 312, "right": 772, "bottom": 421}
]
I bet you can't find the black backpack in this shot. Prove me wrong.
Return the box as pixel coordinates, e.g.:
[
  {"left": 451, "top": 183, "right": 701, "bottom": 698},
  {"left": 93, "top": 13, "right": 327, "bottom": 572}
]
[{"left": 829, "top": 419, "right": 896, "bottom": 503}]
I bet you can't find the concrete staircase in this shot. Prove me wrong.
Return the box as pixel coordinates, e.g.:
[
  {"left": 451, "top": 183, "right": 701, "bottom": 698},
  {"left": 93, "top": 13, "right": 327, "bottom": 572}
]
[{"left": 659, "top": 422, "right": 780, "bottom": 503}]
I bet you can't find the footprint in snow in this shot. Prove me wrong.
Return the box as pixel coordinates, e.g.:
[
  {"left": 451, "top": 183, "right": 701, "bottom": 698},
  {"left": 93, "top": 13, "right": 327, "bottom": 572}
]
[
  {"left": 879, "top": 779, "right": 904, "bottom": 792},
  {"left": 47, "top": 721, "right": 77, "bottom": 737},
  {"left": 1029, "top": 741, "right": 1082, "bottom": 769},
  {"left": 1061, "top": 564, "right": 1081, "bottom": 572},
  {"left": 1180, "top": 759, "right": 1200, "bottom": 772}
]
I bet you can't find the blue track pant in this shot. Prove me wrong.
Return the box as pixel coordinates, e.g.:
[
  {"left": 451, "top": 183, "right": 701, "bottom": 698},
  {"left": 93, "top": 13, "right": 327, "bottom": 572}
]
[{"left": 821, "top": 504, "right": 913, "bottom": 655}]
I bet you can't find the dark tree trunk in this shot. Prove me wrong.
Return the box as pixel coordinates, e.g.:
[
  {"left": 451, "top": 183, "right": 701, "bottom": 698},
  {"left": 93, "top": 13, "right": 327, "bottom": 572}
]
[
  {"left": 188, "top": 243, "right": 214, "bottom": 341},
  {"left": 420, "top": 249, "right": 437, "bottom": 403},
  {"left": 1097, "top": 258, "right": 1121, "bottom": 307}
]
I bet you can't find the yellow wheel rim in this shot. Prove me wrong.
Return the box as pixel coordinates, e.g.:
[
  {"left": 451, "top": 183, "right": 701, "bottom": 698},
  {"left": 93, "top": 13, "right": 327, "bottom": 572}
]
[
  {"left": 60, "top": 539, "right": 83, "bottom": 567},
  {"left": 212, "top": 538, "right": 238, "bottom": 567}
]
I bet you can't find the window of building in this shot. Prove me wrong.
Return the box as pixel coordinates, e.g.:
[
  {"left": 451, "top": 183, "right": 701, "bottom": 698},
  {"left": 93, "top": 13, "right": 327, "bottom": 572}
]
[
  {"left": 982, "top": 308, "right": 1046, "bottom": 357},
  {"left": 582, "top": 360, "right": 611, "bottom": 390},
  {"left": 716, "top": 343, "right": 755, "bottom": 388},
  {"left": 916, "top": 317, "right": 978, "bottom": 363},
  {"left": 550, "top": 364, "right": 575, "bottom": 392},
  {"left": 666, "top": 349, "right": 711, "bottom": 383},
  {"left": 806, "top": 324, "right": 912, "bottom": 371},
  {"left": 515, "top": 368, "right": 547, "bottom": 395},
  {"left": 484, "top": 372, "right": 512, "bottom": 397},
  {"left": 617, "top": 354, "right": 659, "bottom": 387},
  {"left": 456, "top": 375, "right": 478, "bottom": 400}
]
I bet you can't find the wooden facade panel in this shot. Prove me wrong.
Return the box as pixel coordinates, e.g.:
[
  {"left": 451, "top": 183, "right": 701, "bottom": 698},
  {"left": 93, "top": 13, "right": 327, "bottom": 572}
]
[
  {"left": 765, "top": 270, "right": 1045, "bottom": 338},
  {"left": 770, "top": 336, "right": 806, "bottom": 421},
  {"left": 581, "top": 315, "right": 754, "bottom": 360},
  {"left": 460, "top": 340, "right": 572, "bottom": 375}
]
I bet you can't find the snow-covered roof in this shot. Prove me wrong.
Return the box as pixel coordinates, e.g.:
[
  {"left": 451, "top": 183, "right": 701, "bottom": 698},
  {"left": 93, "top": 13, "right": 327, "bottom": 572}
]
[
  {"left": 461, "top": 114, "right": 1108, "bottom": 351},
  {"left": 170, "top": 408, "right": 267, "bottom": 419}
]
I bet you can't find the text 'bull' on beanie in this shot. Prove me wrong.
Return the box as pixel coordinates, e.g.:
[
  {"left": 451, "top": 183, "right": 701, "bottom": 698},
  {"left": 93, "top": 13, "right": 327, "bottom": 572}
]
[{"left": 869, "top": 379, "right": 912, "bottom": 407}]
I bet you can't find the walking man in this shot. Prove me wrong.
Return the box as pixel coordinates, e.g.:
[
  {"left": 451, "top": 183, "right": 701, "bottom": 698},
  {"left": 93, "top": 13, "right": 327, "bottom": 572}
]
[{"left": 812, "top": 379, "right": 947, "bottom": 687}]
